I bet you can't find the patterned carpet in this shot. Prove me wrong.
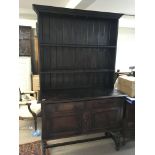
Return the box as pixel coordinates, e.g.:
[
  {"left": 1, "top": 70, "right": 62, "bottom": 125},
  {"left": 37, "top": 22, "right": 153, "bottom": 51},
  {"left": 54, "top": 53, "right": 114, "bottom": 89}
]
[{"left": 19, "top": 140, "right": 50, "bottom": 155}]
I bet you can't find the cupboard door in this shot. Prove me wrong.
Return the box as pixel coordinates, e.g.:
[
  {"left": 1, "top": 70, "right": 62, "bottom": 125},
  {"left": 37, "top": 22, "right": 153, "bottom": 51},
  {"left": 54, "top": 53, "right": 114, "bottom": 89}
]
[
  {"left": 42, "top": 102, "right": 83, "bottom": 140},
  {"left": 85, "top": 98, "right": 124, "bottom": 132}
]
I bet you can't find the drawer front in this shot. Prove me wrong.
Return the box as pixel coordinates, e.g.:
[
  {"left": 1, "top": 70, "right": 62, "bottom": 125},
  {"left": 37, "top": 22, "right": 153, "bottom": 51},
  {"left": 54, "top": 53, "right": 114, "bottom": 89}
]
[
  {"left": 85, "top": 98, "right": 124, "bottom": 109},
  {"left": 44, "top": 102, "right": 84, "bottom": 113}
]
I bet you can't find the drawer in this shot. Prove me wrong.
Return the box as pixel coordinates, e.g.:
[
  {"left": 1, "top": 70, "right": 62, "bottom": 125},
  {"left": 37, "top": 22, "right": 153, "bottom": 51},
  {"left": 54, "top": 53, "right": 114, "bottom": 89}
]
[
  {"left": 44, "top": 102, "right": 84, "bottom": 114},
  {"left": 85, "top": 98, "right": 124, "bottom": 109}
]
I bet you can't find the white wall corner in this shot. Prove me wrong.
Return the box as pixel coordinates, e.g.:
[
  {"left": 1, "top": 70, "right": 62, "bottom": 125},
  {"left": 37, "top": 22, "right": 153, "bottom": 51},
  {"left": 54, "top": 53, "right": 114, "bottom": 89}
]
[
  {"left": 19, "top": 18, "right": 37, "bottom": 28},
  {"left": 119, "top": 15, "right": 135, "bottom": 28}
]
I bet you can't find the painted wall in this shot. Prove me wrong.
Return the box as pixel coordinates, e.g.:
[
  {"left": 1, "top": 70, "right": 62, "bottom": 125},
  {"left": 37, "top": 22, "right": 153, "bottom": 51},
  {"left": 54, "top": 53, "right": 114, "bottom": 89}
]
[
  {"left": 19, "top": 19, "right": 37, "bottom": 28},
  {"left": 19, "top": 57, "right": 32, "bottom": 91},
  {"left": 116, "top": 27, "right": 135, "bottom": 71},
  {"left": 86, "top": 0, "right": 134, "bottom": 16}
]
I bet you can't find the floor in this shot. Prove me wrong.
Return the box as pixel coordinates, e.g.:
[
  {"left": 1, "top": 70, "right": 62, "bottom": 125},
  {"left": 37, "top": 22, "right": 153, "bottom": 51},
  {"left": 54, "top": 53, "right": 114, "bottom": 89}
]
[{"left": 19, "top": 118, "right": 135, "bottom": 155}]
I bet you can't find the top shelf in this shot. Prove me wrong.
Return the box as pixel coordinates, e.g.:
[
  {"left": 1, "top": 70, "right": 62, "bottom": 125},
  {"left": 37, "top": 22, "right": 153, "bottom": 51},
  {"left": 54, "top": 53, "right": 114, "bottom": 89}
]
[{"left": 40, "top": 43, "right": 116, "bottom": 48}]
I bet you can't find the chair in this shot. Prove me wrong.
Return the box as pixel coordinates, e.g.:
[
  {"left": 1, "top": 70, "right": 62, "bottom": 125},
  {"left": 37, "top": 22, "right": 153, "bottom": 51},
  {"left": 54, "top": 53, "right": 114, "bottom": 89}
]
[{"left": 19, "top": 89, "right": 41, "bottom": 134}]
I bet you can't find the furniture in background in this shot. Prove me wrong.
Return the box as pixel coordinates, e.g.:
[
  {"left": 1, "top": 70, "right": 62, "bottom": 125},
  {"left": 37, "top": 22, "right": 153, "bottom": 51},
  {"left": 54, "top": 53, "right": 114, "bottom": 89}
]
[
  {"left": 19, "top": 26, "right": 33, "bottom": 56},
  {"left": 31, "top": 35, "right": 40, "bottom": 74},
  {"left": 19, "top": 26, "right": 33, "bottom": 92},
  {"left": 32, "top": 74, "right": 40, "bottom": 98},
  {"left": 19, "top": 26, "right": 41, "bottom": 136},
  {"left": 116, "top": 75, "right": 135, "bottom": 98},
  {"left": 115, "top": 66, "right": 135, "bottom": 80},
  {"left": 19, "top": 26, "right": 39, "bottom": 75},
  {"left": 33, "top": 5, "right": 125, "bottom": 154},
  {"left": 19, "top": 89, "right": 41, "bottom": 134}
]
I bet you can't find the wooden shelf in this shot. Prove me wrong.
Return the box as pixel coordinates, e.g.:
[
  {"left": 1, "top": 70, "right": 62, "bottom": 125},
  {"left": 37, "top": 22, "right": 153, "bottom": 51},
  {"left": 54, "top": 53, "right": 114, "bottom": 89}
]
[
  {"left": 40, "top": 43, "right": 116, "bottom": 48},
  {"left": 40, "top": 69, "right": 115, "bottom": 74}
]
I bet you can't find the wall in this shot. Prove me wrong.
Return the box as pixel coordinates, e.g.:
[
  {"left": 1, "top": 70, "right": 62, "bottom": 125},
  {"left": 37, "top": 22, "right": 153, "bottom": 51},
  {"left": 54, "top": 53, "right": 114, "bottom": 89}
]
[
  {"left": 116, "top": 27, "right": 135, "bottom": 72},
  {"left": 116, "top": 15, "right": 135, "bottom": 71},
  {"left": 86, "top": 0, "right": 134, "bottom": 16},
  {"left": 19, "top": 19, "right": 37, "bottom": 28},
  {"left": 19, "top": 57, "right": 32, "bottom": 91}
]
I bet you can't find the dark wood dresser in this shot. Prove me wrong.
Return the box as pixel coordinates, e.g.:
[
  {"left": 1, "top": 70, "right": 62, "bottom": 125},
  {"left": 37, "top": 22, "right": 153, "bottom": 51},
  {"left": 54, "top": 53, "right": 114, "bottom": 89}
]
[{"left": 33, "top": 5, "right": 126, "bottom": 154}]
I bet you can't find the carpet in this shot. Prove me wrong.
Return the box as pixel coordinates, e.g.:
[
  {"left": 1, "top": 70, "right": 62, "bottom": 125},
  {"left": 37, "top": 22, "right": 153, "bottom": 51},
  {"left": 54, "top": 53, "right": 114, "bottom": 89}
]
[{"left": 19, "top": 141, "right": 50, "bottom": 155}]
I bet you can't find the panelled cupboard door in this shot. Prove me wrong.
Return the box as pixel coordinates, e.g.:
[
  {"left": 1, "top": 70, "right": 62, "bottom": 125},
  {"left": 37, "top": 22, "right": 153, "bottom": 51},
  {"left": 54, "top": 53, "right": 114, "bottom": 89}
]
[
  {"left": 42, "top": 102, "right": 84, "bottom": 140},
  {"left": 85, "top": 98, "right": 124, "bottom": 132}
]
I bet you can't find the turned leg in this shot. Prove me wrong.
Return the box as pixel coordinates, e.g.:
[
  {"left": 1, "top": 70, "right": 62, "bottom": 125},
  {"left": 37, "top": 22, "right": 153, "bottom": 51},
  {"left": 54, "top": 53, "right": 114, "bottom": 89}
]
[
  {"left": 27, "top": 104, "right": 38, "bottom": 131},
  {"left": 33, "top": 115, "right": 37, "bottom": 131}
]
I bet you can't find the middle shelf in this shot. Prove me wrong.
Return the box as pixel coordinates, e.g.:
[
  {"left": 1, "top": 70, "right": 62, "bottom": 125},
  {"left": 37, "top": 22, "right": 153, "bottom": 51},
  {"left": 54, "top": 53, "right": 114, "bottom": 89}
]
[
  {"left": 40, "top": 69, "right": 115, "bottom": 74},
  {"left": 40, "top": 43, "right": 116, "bottom": 48}
]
